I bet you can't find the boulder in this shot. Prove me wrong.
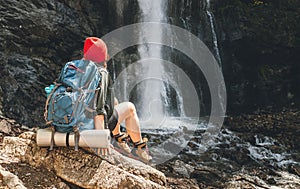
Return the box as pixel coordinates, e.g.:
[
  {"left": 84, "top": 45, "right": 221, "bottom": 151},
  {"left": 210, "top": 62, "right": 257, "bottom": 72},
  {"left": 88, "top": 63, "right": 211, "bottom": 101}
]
[{"left": 0, "top": 132, "right": 167, "bottom": 189}]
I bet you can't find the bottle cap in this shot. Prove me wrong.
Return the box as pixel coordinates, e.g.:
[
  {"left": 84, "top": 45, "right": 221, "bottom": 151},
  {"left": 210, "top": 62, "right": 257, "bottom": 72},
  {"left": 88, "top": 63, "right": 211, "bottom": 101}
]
[{"left": 45, "top": 87, "right": 51, "bottom": 94}]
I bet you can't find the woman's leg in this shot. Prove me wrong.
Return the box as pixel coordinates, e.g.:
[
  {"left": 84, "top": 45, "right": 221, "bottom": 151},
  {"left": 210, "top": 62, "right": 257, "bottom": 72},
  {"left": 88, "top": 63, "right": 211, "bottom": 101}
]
[
  {"left": 113, "top": 102, "right": 142, "bottom": 143},
  {"left": 112, "top": 102, "right": 152, "bottom": 162}
]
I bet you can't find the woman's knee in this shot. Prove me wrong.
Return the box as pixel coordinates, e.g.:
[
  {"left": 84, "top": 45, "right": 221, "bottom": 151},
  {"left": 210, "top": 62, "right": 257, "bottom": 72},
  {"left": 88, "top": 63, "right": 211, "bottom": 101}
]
[
  {"left": 115, "top": 102, "right": 137, "bottom": 119},
  {"left": 126, "top": 102, "right": 136, "bottom": 114}
]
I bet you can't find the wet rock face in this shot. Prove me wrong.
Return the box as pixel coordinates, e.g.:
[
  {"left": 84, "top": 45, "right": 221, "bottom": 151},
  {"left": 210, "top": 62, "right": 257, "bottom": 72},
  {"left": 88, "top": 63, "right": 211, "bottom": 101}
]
[
  {"left": 213, "top": 0, "right": 300, "bottom": 113},
  {"left": 0, "top": 0, "right": 108, "bottom": 125},
  {"left": 162, "top": 0, "right": 300, "bottom": 115}
]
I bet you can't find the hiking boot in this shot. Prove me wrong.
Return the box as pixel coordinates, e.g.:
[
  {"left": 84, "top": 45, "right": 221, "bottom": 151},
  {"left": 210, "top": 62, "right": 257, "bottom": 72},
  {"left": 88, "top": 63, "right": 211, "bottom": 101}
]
[
  {"left": 132, "top": 138, "right": 152, "bottom": 163},
  {"left": 113, "top": 132, "right": 131, "bottom": 154}
]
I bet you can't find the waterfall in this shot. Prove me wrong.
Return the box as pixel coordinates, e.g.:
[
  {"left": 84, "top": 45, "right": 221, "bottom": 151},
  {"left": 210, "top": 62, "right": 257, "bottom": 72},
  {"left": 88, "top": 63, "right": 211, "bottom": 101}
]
[
  {"left": 137, "top": 0, "right": 168, "bottom": 124},
  {"left": 206, "top": 0, "right": 222, "bottom": 66},
  {"left": 205, "top": 0, "right": 226, "bottom": 115}
]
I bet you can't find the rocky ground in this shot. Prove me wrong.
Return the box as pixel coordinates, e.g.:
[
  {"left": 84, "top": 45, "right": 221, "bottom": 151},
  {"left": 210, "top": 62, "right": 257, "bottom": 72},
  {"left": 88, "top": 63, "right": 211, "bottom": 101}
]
[
  {"left": 156, "top": 109, "right": 300, "bottom": 188},
  {"left": 1, "top": 109, "right": 300, "bottom": 188},
  {"left": 0, "top": 115, "right": 197, "bottom": 189},
  {"left": 0, "top": 116, "right": 64, "bottom": 188},
  {"left": 225, "top": 108, "right": 300, "bottom": 152},
  {"left": 221, "top": 108, "right": 300, "bottom": 188}
]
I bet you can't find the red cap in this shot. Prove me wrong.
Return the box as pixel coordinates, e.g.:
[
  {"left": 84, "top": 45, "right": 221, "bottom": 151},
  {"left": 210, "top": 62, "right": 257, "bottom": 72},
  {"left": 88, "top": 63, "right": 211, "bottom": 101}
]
[{"left": 83, "top": 37, "right": 108, "bottom": 63}]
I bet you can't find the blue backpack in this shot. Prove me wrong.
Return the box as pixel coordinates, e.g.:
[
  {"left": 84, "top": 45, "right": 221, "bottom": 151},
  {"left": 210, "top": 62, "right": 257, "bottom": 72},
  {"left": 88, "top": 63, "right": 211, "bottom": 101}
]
[{"left": 44, "top": 59, "right": 102, "bottom": 150}]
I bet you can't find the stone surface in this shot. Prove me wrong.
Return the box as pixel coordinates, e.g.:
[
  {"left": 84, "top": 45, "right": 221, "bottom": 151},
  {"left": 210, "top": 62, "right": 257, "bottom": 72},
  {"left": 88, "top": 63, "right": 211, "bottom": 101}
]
[
  {"left": 167, "top": 160, "right": 195, "bottom": 178},
  {"left": 224, "top": 109, "right": 300, "bottom": 152},
  {"left": 0, "top": 120, "right": 12, "bottom": 134},
  {"left": 0, "top": 132, "right": 167, "bottom": 189},
  {"left": 224, "top": 171, "right": 300, "bottom": 189},
  {"left": 0, "top": 165, "right": 26, "bottom": 189},
  {"left": 166, "top": 177, "right": 199, "bottom": 189},
  {"left": 213, "top": 0, "right": 300, "bottom": 113}
]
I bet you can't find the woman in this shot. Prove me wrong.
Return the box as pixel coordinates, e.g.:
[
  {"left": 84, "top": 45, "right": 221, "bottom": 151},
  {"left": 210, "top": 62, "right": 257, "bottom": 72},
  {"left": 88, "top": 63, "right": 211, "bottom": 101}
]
[{"left": 83, "top": 37, "right": 152, "bottom": 163}]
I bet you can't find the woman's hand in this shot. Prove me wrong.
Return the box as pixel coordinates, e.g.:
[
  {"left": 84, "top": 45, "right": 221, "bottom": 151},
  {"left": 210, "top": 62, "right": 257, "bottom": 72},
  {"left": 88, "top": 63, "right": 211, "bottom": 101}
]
[
  {"left": 95, "top": 146, "right": 111, "bottom": 156},
  {"left": 94, "top": 114, "right": 110, "bottom": 156}
]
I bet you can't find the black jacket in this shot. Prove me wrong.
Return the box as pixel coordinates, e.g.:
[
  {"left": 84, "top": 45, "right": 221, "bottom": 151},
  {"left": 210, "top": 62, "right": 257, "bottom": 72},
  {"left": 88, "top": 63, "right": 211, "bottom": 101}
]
[{"left": 96, "top": 67, "right": 115, "bottom": 119}]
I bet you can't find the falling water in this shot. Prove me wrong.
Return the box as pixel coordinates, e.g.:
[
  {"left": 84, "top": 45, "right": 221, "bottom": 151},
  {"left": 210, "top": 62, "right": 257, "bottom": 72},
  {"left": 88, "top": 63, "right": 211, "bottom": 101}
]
[
  {"left": 206, "top": 0, "right": 222, "bottom": 66},
  {"left": 205, "top": 0, "right": 226, "bottom": 115},
  {"left": 137, "top": 0, "right": 168, "bottom": 124}
]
